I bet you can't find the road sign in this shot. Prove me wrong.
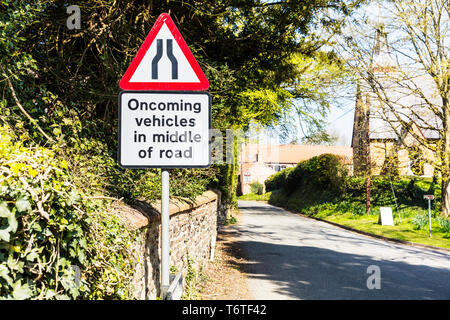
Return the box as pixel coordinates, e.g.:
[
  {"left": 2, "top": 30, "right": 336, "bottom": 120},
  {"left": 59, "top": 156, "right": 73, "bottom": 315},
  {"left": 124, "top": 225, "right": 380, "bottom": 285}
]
[
  {"left": 119, "top": 13, "right": 209, "bottom": 91},
  {"left": 118, "top": 91, "right": 211, "bottom": 168},
  {"left": 378, "top": 207, "right": 394, "bottom": 226},
  {"left": 118, "top": 13, "right": 211, "bottom": 299},
  {"left": 424, "top": 195, "right": 435, "bottom": 200}
]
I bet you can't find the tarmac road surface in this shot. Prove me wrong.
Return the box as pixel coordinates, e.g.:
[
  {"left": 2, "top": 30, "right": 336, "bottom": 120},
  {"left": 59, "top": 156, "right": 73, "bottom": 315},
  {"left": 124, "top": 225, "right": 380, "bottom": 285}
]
[{"left": 233, "top": 201, "right": 450, "bottom": 300}]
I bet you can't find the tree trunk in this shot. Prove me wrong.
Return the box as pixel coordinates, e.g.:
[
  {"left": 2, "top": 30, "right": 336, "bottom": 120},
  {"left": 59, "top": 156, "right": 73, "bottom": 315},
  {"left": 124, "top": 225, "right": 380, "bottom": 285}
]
[
  {"left": 441, "top": 178, "right": 450, "bottom": 217},
  {"left": 440, "top": 97, "right": 450, "bottom": 217},
  {"left": 366, "top": 173, "right": 371, "bottom": 215},
  {"left": 365, "top": 96, "right": 371, "bottom": 215}
]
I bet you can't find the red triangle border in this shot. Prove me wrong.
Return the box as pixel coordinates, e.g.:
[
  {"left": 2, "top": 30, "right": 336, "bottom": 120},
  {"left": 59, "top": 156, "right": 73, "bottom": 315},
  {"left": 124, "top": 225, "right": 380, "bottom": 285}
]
[{"left": 119, "top": 13, "right": 209, "bottom": 91}]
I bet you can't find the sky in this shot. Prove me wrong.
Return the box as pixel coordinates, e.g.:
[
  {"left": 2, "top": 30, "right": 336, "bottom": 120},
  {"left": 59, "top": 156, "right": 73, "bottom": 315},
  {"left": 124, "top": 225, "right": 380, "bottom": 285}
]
[{"left": 325, "top": 104, "right": 355, "bottom": 146}]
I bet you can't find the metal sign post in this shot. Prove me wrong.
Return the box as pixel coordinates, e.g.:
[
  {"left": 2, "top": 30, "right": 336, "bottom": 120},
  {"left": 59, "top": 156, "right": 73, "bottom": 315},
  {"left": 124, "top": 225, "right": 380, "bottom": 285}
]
[
  {"left": 161, "top": 169, "right": 170, "bottom": 299},
  {"left": 424, "top": 195, "right": 434, "bottom": 238}
]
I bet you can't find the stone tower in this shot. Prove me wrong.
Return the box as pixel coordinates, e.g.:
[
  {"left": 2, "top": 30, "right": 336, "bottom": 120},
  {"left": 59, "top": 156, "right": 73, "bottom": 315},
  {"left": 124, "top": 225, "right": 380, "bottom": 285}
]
[{"left": 351, "top": 27, "right": 397, "bottom": 175}]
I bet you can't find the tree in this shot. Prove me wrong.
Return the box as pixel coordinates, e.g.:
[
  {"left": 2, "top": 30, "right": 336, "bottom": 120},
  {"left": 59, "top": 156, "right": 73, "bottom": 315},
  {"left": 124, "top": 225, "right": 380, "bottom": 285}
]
[
  {"left": 1, "top": 0, "right": 362, "bottom": 205},
  {"left": 269, "top": 51, "right": 354, "bottom": 145},
  {"left": 339, "top": 0, "right": 449, "bottom": 216}
]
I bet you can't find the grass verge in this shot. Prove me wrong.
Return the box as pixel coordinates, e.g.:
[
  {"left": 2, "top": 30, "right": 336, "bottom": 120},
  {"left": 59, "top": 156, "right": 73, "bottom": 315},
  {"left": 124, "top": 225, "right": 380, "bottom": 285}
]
[
  {"left": 238, "top": 192, "right": 271, "bottom": 201},
  {"left": 268, "top": 182, "right": 450, "bottom": 250}
]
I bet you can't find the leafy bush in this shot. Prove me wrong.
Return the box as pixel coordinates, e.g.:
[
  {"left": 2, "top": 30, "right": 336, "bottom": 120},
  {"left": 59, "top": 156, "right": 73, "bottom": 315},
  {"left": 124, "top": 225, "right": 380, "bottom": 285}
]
[
  {"left": 0, "top": 126, "right": 137, "bottom": 299},
  {"left": 437, "top": 217, "right": 450, "bottom": 233},
  {"left": 265, "top": 167, "right": 293, "bottom": 192},
  {"left": 351, "top": 204, "right": 366, "bottom": 216},
  {"left": 412, "top": 213, "right": 428, "bottom": 230},
  {"left": 250, "top": 182, "right": 264, "bottom": 195},
  {"left": 284, "top": 154, "right": 347, "bottom": 194}
]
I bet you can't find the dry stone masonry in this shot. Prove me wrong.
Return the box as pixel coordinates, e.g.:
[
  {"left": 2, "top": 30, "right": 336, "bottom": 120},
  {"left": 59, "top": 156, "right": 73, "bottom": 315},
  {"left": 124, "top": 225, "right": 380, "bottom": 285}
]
[{"left": 111, "top": 190, "right": 219, "bottom": 299}]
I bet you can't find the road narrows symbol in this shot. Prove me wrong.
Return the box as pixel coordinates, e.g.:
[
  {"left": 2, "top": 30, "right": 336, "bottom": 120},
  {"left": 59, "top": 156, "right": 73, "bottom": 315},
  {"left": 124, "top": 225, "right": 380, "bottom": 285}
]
[{"left": 151, "top": 39, "right": 178, "bottom": 80}]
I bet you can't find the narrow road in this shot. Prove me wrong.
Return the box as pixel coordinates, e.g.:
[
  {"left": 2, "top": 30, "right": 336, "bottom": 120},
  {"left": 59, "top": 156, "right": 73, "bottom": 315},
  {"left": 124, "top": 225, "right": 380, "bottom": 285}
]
[{"left": 232, "top": 201, "right": 450, "bottom": 300}]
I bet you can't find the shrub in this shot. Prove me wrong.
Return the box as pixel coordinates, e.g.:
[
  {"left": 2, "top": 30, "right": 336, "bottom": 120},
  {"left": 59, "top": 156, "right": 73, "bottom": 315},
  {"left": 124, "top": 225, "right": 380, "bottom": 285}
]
[
  {"left": 265, "top": 167, "right": 293, "bottom": 192},
  {"left": 0, "top": 125, "right": 137, "bottom": 299},
  {"left": 437, "top": 217, "right": 450, "bottom": 233},
  {"left": 351, "top": 204, "right": 366, "bottom": 216},
  {"left": 284, "top": 154, "right": 347, "bottom": 194},
  {"left": 250, "top": 182, "right": 264, "bottom": 195},
  {"left": 284, "top": 160, "right": 309, "bottom": 192},
  {"left": 412, "top": 213, "right": 428, "bottom": 230}
]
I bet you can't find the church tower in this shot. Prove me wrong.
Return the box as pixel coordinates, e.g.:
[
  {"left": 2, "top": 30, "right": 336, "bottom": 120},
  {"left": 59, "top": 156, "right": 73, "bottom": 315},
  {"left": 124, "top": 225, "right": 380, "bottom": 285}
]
[
  {"left": 352, "top": 26, "right": 397, "bottom": 175},
  {"left": 371, "top": 26, "right": 397, "bottom": 74}
]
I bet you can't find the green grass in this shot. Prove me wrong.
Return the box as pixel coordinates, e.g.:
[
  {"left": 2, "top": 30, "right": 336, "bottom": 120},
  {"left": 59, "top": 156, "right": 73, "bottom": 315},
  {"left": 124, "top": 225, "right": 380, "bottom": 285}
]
[
  {"left": 266, "top": 176, "right": 450, "bottom": 250},
  {"left": 238, "top": 192, "right": 272, "bottom": 201},
  {"left": 224, "top": 215, "right": 238, "bottom": 225},
  {"left": 325, "top": 210, "right": 450, "bottom": 249}
]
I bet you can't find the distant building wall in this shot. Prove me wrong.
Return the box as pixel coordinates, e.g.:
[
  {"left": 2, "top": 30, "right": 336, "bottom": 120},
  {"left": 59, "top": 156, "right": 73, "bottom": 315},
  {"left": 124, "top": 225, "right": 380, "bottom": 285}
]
[
  {"left": 239, "top": 144, "right": 353, "bottom": 194},
  {"left": 355, "top": 137, "right": 436, "bottom": 178},
  {"left": 351, "top": 28, "right": 439, "bottom": 179}
]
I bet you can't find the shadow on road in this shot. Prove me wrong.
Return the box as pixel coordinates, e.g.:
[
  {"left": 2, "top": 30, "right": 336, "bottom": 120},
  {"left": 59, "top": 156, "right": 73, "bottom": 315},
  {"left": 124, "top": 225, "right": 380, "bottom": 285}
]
[{"left": 220, "top": 228, "right": 450, "bottom": 300}]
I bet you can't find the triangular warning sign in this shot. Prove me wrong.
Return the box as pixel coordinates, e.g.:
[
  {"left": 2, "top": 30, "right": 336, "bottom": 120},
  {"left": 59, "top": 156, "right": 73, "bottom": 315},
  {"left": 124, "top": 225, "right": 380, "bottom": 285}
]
[{"left": 119, "top": 13, "right": 209, "bottom": 91}]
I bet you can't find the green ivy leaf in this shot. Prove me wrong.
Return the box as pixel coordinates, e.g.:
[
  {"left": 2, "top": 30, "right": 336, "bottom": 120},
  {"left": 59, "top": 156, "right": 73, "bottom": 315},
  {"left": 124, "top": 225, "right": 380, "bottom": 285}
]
[
  {"left": 0, "top": 201, "right": 10, "bottom": 218},
  {"left": 25, "top": 249, "right": 39, "bottom": 262},
  {"left": 67, "top": 190, "right": 80, "bottom": 206},
  {"left": 0, "top": 264, "right": 13, "bottom": 285},
  {"left": 0, "top": 201, "right": 18, "bottom": 236},
  {"left": 44, "top": 289, "right": 56, "bottom": 299},
  {"left": 15, "top": 196, "right": 31, "bottom": 212},
  {"left": 11, "top": 280, "right": 33, "bottom": 300},
  {"left": 0, "top": 230, "right": 10, "bottom": 242},
  {"left": 7, "top": 255, "right": 24, "bottom": 273}
]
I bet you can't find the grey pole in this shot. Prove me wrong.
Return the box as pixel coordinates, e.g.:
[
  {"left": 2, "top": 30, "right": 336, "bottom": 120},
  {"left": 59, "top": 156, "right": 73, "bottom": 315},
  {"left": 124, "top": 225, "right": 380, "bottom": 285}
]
[
  {"left": 161, "top": 169, "right": 170, "bottom": 298},
  {"left": 428, "top": 198, "right": 432, "bottom": 238}
]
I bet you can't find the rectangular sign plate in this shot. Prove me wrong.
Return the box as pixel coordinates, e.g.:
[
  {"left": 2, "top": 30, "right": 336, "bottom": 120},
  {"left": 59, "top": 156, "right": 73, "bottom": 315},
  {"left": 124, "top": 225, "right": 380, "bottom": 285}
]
[
  {"left": 118, "top": 91, "right": 211, "bottom": 168},
  {"left": 424, "top": 195, "right": 435, "bottom": 200},
  {"left": 378, "top": 207, "right": 394, "bottom": 226}
]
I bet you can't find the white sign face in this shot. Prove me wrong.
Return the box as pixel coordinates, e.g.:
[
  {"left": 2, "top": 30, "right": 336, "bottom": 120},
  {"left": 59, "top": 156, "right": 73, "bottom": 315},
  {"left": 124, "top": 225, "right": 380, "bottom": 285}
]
[
  {"left": 379, "top": 207, "right": 394, "bottom": 226},
  {"left": 119, "top": 91, "right": 210, "bottom": 168}
]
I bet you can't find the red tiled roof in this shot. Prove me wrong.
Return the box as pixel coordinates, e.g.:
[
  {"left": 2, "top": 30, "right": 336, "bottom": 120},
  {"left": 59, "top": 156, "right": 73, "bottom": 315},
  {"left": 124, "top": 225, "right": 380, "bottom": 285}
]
[{"left": 240, "top": 144, "right": 353, "bottom": 164}]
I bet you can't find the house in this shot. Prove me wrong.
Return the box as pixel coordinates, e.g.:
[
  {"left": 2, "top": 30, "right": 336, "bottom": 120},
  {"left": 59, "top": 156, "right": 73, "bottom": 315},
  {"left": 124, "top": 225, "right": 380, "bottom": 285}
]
[
  {"left": 351, "top": 28, "right": 441, "bottom": 177},
  {"left": 239, "top": 144, "right": 353, "bottom": 195}
]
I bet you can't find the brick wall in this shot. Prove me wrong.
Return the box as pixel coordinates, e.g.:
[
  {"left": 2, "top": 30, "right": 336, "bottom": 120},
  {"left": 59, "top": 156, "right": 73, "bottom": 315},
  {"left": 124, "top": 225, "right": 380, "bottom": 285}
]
[{"left": 111, "top": 190, "right": 219, "bottom": 299}]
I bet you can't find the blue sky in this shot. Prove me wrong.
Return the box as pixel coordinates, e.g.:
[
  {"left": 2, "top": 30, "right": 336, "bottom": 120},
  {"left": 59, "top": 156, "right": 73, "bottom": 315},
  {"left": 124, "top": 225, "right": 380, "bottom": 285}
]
[{"left": 326, "top": 104, "right": 355, "bottom": 146}]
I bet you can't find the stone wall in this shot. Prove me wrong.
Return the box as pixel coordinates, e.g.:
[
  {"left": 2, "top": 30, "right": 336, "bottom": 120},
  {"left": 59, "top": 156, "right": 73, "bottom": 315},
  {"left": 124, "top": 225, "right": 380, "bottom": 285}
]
[
  {"left": 369, "top": 140, "right": 435, "bottom": 177},
  {"left": 111, "top": 190, "right": 219, "bottom": 299}
]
